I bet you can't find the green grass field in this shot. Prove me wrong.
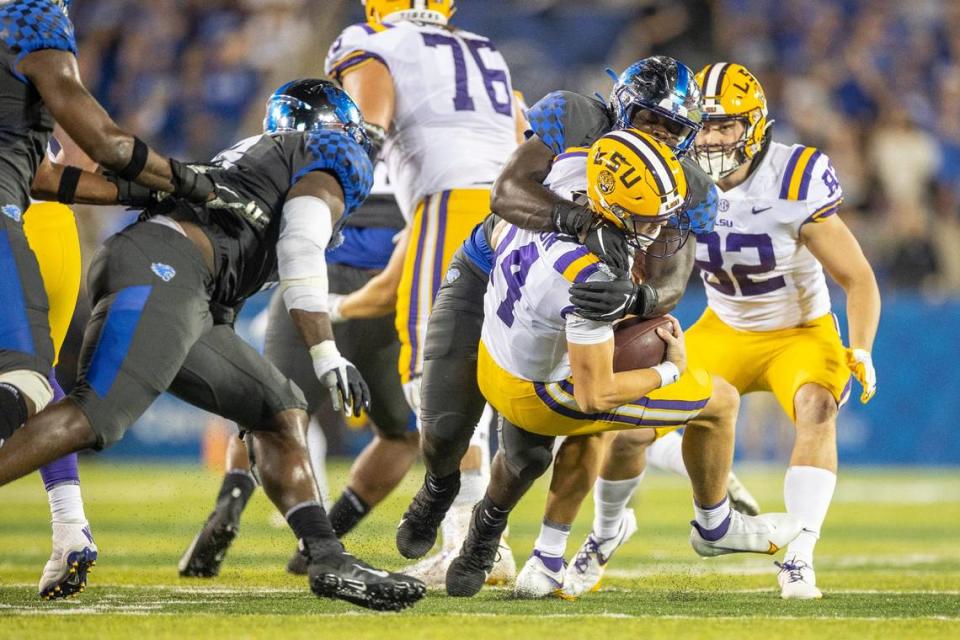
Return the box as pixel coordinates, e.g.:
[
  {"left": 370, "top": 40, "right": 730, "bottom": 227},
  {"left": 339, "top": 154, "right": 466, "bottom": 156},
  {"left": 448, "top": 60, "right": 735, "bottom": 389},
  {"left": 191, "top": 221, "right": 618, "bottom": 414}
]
[{"left": 1, "top": 462, "right": 958, "bottom": 639}]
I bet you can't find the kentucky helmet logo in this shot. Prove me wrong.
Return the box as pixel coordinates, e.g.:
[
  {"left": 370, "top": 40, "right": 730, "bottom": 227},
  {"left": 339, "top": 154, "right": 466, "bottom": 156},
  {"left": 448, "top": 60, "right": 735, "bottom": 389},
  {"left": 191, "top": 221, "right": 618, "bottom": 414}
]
[
  {"left": 2, "top": 205, "right": 22, "bottom": 222},
  {"left": 151, "top": 262, "right": 176, "bottom": 282}
]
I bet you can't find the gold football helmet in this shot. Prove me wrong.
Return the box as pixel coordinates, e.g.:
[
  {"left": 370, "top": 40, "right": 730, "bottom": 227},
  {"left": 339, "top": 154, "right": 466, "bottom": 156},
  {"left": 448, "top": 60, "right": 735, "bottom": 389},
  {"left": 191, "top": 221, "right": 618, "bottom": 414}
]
[
  {"left": 586, "top": 128, "right": 689, "bottom": 256},
  {"left": 362, "top": 0, "right": 456, "bottom": 25},
  {"left": 693, "top": 62, "right": 770, "bottom": 180}
]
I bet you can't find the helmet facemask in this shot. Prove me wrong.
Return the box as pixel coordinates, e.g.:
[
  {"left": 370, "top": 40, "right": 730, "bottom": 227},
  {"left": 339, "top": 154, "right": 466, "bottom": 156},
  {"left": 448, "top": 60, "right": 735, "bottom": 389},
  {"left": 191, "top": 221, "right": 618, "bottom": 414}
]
[
  {"left": 693, "top": 116, "right": 752, "bottom": 182},
  {"left": 594, "top": 193, "right": 691, "bottom": 259}
]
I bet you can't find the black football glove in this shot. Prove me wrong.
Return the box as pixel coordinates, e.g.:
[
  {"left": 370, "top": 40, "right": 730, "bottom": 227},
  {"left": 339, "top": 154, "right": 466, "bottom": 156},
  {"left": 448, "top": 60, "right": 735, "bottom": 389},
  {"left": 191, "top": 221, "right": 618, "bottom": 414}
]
[
  {"left": 169, "top": 158, "right": 217, "bottom": 204},
  {"left": 569, "top": 279, "right": 659, "bottom": 322},
  {"left": 584, "top": 223, "right": 631, "bottom": 277},
  {"left": 104, "top": 172, "right": 165, "bottom": 208},
  {"left": 552, "top": 199, "right": 594, "bottom": 237}
]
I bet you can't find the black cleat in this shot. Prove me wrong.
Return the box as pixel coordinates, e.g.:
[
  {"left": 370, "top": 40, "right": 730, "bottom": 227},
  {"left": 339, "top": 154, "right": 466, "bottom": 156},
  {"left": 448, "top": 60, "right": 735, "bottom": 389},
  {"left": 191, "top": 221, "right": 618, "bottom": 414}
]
[
  {"left": 304, "top": 539, "right": 426, "bottom": 612},
  {"left": 286, "top": 546, "right": 309, "bottom": 576},
  {"left": 396, "top": 476, "right": 459, "bottom": 560},
  {"left": 178, "top": 498, "right": 244, "bottom": 577},
  {"left": 445, "top": 506, "right": 504, "bottom": 598}
]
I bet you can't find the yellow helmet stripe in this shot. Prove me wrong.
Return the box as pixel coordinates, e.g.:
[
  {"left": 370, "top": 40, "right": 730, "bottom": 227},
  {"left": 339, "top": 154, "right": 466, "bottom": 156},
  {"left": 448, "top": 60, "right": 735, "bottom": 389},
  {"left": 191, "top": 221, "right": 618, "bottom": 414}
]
[
  {"left": 702, "top": 61, "right": 729, "bottom": 97},
  {"left": 606, "top": 130, "right": 677, "bottom": 198}
]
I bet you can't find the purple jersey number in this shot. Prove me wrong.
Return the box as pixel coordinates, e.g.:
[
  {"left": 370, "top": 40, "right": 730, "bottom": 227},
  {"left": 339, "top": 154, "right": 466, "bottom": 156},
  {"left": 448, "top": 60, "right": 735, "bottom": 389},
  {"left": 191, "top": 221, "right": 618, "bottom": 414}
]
[
  {"left": 421, "top": 33, "right": 512, "bottom": 116},
  {"left": 696, "top": 232, "right": 786, "bottom": 296},
  {"left": 496, "top": 242, "right": 538, "bottom": 327}
]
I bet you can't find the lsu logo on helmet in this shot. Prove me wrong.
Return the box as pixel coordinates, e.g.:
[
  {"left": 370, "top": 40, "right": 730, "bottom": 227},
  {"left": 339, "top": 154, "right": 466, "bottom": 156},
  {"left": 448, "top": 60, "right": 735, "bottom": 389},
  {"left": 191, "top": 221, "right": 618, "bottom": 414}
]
[
  {"left": 586, "top": 129, "right": 689, "bottom": 257},
  {"left": 693, "top": 62, "right": 770, "bottom": 180},
  {"left": 363, "top": 0, "right": 456, "bottom": 25}
]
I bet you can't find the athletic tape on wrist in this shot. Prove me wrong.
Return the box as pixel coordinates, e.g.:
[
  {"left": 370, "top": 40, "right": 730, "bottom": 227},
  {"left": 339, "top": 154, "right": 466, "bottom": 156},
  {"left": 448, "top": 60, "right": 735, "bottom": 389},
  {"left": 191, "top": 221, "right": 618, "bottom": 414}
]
[{"left": 651, "top": 361, "right": 680, "bottom": 388}]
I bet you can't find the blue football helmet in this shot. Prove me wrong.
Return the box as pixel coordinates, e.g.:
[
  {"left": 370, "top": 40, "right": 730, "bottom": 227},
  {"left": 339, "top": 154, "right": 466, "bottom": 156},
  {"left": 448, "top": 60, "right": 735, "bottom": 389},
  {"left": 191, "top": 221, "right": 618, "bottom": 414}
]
[
  {"left": 607, "top": 56, "right": 703, "bottom": 157},
  {"left": 263, "top": 79, "right": 371, "bottom": 154}
]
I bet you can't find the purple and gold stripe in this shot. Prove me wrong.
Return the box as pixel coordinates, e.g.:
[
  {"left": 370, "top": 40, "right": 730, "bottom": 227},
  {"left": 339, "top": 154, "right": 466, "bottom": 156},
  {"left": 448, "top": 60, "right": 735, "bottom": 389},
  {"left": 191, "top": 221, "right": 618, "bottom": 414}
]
[
  {"left": 800, "top": 196, "right": 843, "bottom": 228},
  {"left": 358, "top": 21, "right": 395, "bottom": 34},
  {"left": 430, "top": 191, "right": 451, "bottom": 302},
  {"left": 406, "top": 194, "right": 432, "bottom": 379},
  {"left": 553, "top": 246, "right": 600, "bottom": 283},
  {"left": 555, "top": 147, "right": 589, "bottom": 162},
  {"left": 328, "top": 50, "right": 388, "bottom": 81},
  {"left": 779, "top": 146, "right": 822, "bottom": 201}
]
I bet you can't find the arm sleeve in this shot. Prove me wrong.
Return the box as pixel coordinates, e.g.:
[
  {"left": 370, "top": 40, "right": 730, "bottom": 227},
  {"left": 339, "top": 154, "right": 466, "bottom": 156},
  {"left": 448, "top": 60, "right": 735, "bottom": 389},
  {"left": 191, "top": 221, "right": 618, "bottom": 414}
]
[
  {"left": 565, "top": 314, "right": 614, "bottom": 345},
  {"left": 277, "top": 196, "right": 333, "bottom": 313},
  {"left": 525, "top": 91, "right": 612, "bottom": 156}
]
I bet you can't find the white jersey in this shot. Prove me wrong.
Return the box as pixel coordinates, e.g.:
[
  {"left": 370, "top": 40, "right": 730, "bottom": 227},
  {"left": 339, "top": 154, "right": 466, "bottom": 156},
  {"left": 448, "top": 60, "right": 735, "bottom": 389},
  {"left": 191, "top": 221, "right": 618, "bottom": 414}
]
[
  {"left": 695, "top": 141, "right": 843, "bottom": 331},
  {"left": 482, "top": 152, "right": 615, "bottom": 382},
  {"left": 325, "top": 20, "right": 518, "bottom": 221}
]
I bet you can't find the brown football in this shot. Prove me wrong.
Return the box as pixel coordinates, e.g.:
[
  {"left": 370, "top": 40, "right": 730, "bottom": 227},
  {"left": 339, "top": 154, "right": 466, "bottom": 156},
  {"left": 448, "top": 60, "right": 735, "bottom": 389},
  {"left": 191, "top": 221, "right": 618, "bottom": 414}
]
[{"left": 612, "top": 316, "right": 672, "bottom": 372}]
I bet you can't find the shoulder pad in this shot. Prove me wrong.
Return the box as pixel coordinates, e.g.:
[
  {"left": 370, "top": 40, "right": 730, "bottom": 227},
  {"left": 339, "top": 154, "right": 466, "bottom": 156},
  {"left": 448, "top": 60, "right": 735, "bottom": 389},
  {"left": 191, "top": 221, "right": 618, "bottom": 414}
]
[
  {"left": 680, "top": 158, "right": 718, "bottom": 234},
  {"left": 526, "top": 91, "right": 611, "bottom": 156},
  {"left": 324, "top": 22, "right": 397, "bottom": 80},
  {"left": 293, "top": 131, "right": 374, "bottom": 216},
  {"left": 0, "top": 0, "right": 77, "bottom": 78}
]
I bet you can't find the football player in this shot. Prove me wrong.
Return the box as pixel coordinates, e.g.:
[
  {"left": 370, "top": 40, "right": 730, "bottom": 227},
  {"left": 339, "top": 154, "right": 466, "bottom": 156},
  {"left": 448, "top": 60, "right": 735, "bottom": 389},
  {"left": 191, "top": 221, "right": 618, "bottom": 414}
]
[
  {"left": 396, "top": 56, "right": 756, "bottom": 589},
  {"left": 569, "top": 63, "right": 881, "bottom": 600},
  {"left": 179, "top": 168, "right": 415, "bottom": 578},
  {"left": 323, "top": 0, "right": 526, "bottom": 576},
  {"left": 0, "top": 0, "right": 248, "bottom": 599},
  {"left": 444, "top": 129, "right": 801, "bottom": 598},
  {"left": 0, "top": 79, "right": 426, "bottom": 611}
]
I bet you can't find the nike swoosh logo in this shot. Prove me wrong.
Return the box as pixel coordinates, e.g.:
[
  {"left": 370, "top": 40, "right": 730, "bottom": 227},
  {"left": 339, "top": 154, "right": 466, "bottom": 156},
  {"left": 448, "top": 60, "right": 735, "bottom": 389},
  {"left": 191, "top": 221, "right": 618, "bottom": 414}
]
[
  {"left": 752, "top": 206, "right": 772, "bottom": 215},
  {"left": 356, "top": 566, "right": 390, "bottom": 578}
]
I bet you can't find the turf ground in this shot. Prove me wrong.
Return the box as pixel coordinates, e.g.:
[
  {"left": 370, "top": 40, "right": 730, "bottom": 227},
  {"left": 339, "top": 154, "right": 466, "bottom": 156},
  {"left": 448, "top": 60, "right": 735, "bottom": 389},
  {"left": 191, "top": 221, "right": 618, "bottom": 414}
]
[{"left": 1, "top": 462, "right": 958, "bottom": 639}]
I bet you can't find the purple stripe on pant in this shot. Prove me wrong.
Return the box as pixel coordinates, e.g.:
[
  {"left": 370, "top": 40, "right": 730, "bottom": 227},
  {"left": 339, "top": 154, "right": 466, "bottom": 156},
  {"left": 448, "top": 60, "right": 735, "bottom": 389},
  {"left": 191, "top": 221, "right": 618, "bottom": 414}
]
[{"left": 39, "top": 369, "right": 80, "bottom": 490}]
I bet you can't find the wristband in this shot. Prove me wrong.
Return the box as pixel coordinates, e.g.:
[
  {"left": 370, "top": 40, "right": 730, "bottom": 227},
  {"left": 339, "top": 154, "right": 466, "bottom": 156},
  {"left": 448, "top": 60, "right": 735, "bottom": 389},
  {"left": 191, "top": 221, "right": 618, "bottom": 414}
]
[
  {"left": 56, "top": 166, "right": 82, "bottom": 204},
  {"left": 118, "top": 136, "right": 149, "bottom": 181},
  {"left": 308, "top": 339, "right": 339, "bottom": 362},
  {"left": 651, "top": 361, "right": 680, "bottom": 388}
]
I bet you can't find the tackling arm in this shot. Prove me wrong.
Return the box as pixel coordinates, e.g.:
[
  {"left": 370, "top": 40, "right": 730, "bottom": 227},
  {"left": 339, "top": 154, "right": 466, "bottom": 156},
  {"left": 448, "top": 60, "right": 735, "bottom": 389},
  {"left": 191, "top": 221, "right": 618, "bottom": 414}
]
[
  {"left": 490, "top": 135, "right": 565, "bottom": 232},
  {"left": 633, "top": 229, "right": 697, "bottom": 316},
  {"left": 18, "top": 49, "right": 212, "bottom": 200}
]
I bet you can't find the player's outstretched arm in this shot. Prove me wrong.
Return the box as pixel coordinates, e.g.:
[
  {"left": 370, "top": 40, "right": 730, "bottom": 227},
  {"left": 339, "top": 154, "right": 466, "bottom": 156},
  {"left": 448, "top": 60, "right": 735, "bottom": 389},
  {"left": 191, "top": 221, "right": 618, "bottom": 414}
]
[
  {"left": 31, "top": 158, "right": 121, "bottom": 205},
  {"left": 18, "top": 49, "right": 212, "bottom": 201},
  {"left": 278, "top": 171, "right": 370, "bottom": 416},
  {"left": 802, "top": 214, "right": 881, "bottom": 401}
]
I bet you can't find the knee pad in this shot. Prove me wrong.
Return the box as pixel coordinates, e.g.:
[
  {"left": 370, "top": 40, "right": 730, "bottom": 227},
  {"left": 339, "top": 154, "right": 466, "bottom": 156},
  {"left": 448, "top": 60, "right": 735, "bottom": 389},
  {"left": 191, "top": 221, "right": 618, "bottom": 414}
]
[
  {"left": 504, "top": 440, "right": 554, "bottom": 484},
  {"left": 0, "top": 370, "right": 53, "bottom": 414}
]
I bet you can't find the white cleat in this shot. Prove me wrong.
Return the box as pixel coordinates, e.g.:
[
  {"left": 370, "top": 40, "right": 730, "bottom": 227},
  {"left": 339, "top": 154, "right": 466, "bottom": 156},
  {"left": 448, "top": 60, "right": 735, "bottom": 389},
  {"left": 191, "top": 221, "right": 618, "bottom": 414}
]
[
  {"left": 563, "top": 509, "right": 638, "bottom": 598},
  {"left": 726, "top": 472, "right": 761, "bottom": 516},
  {"left": 39, "top": 521, "right": 98, "bottom": 600},
  {"left": 690, "top": 511, "right": 802, "bottom": 557},
  {"left": 486, "top": 538, "right": 516, "bottom": 586},
  {"left": 514, "top": 550, "right": 570, "bottom": 599},
  {"left": 402, "top": 551, "right": 452, "bottom": 588},
  {"left": 777, "top": 557, "right": 823, "bottom": 599}
]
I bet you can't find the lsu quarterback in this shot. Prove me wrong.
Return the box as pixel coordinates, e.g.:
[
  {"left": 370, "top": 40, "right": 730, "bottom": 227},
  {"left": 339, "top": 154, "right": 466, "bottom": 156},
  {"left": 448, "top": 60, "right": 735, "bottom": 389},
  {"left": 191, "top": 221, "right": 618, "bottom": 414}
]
[
  {"left": 442, "top": 128, "right": 802, "bottom": 598},
  {"left": 323, "top": 0, "right": 526, "bottom": 580},
  {"left": 574, "top": 63, "right": 881, "bottom": 599}
]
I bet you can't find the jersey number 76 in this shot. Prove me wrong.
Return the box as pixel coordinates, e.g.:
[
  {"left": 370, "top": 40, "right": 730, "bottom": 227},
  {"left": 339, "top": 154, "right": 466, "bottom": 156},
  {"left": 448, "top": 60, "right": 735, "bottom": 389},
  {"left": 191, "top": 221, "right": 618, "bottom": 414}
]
[{"left": 421, "top": 33, "right": 513, "bottom": 116}]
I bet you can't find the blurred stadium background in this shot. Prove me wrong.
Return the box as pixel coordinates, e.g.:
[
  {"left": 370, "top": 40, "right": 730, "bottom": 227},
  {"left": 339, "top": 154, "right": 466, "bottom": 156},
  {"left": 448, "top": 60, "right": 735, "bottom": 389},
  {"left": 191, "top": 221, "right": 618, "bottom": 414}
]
[{"left": 55, "top": 0, "right": 960, "bottom": 467}]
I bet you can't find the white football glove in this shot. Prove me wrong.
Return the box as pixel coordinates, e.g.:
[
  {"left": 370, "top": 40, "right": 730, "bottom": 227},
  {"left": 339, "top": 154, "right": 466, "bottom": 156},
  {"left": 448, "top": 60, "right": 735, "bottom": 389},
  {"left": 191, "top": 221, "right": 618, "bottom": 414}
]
[
  {"left": 310, "top": 340, "right": 370, "bottom": 417},
  {"left": 845, "top": 348, "right": 876, "bottom": 404}
]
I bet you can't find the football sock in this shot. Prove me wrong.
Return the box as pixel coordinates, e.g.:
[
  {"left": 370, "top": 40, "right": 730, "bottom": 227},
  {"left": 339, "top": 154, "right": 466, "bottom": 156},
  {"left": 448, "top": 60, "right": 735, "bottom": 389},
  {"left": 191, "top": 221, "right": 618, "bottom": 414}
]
[
  {"left": 39, "top": 373, "right": 86, "bottom": 523},
  {"left": 594, "top": 472, "right": 644, "bottom": 539},
  {"left": 475, "top": 494, "right": 510, "bottom": 538},
  {"left": 692, "top": 496, "right": 731, "bottom": 541},
  {"left": 47, "top": 483, "right": 86, "bottom": 524},
  {"left": 534, "top": 518, "right": 571, "bottom": 558},
  {"left": 217, "top": 470, "right": 256, "bottom": 510},
  {"left": 305, "top": 415, "right": 330, "bottom": 507},
  {"left": 328, "top": 487, "right": 369, "bottom": 538},
  {"left": 784, "top": 465, "right": 837, "bottom": 564},
  {"left": 425, "top": 470, "right": 461, "bottom": 500},
  {"left": 644, "top": 430, "right": 688, "bottom": 478},
  {"left": 286, "top": 500, "right": 338, "bottom": 544}
]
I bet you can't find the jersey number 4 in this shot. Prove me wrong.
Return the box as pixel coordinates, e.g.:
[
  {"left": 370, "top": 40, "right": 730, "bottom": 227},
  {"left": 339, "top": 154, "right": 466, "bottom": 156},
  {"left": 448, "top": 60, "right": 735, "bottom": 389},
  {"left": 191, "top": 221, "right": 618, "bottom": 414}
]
[
  {"left": 696, "top": 232, "right": 786, "bottom": 296},
  {"left": 421, "top": 33, "right": 513, "bottom": 116}
]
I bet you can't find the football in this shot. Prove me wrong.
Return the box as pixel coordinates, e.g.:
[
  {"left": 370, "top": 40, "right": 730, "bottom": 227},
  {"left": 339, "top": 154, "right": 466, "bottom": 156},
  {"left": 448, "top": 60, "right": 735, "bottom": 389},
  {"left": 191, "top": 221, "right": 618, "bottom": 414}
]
[{"left": 612, "top": 316, "right": 672, "bottom": 372}]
